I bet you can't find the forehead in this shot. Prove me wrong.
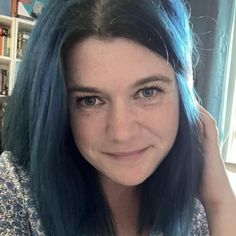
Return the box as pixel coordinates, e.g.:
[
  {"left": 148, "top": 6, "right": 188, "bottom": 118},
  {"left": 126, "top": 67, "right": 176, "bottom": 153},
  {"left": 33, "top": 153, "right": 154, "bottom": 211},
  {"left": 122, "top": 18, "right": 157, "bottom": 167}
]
[{"left": 65, "top": 37, "right": 175, "bottom": 88}]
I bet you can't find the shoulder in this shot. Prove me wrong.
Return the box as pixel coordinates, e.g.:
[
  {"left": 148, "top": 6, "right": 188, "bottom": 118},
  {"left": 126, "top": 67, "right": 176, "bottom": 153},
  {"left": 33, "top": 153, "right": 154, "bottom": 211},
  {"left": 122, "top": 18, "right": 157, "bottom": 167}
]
[
  {"left": 191, "top": 198, "right": 210, "bottom": 235},
  {"left": 0, "top": 151, "right": 32, "bottom": 235}
]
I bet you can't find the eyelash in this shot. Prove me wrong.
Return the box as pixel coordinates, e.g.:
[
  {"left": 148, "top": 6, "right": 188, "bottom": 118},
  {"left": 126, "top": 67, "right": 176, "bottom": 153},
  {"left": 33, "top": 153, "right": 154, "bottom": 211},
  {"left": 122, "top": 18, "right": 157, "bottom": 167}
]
[{"left": 74, "top": 84, "right": 164, "bottom": 108}]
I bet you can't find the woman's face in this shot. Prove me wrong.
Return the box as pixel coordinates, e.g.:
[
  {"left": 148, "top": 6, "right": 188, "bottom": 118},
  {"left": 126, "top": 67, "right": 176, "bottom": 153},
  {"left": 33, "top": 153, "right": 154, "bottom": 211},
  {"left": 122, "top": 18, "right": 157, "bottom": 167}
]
[{"left": 67, "top": 37, "right": 179, "bottom": 187}]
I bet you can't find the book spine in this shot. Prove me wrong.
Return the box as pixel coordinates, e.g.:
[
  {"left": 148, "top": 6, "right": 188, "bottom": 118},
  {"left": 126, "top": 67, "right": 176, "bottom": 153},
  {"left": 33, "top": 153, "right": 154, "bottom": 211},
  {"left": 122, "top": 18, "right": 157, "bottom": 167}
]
[
  {"left": 0, "top": 27, "right": 2, "bottom": 56},
  {"left": 4, "top": 36, "right": 7, "bottom": 56},
  {"left": 0, "top": 69, "right": 8, "bottom": 96},
  {"left": 1, "top": 34, "right": 4, "bottom": 57},
  {"left": 2, "top": 28, "right": 9, "bottom": 57},
  {"left": 22, "top": 32, "right": 29, "bottom": 53},
  {"left": 0, "top": 69, "right": 2, "bottom": 93},
  {"left": 7, "top": 32, "right": 11, "bottom": 57},
  {"left": 17, "top": 31, "right": 30, "bottom": 58},
  {"left": 17, "top": 32, "right": 23, "bottom": 58}
]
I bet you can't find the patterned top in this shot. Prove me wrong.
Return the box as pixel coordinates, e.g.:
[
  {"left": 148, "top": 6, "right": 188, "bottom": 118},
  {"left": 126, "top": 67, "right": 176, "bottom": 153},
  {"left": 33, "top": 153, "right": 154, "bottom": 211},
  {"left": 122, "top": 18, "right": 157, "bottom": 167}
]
[{"left": 0, "top": 151, "right": 210, "bottom": 236}]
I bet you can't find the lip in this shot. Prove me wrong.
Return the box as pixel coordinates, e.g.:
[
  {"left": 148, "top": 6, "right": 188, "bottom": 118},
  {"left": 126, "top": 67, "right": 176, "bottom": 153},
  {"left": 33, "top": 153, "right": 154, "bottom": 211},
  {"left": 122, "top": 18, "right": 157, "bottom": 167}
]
[{"left": 104, "top": 147, "right": 149, "bottom": 159}]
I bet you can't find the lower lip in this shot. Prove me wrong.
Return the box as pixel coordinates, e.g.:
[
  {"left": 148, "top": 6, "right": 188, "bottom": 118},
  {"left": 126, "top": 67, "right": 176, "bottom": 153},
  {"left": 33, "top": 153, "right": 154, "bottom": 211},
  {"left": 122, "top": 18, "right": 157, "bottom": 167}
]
[{"left": 105, "top": 147, "right": 149, "bottom": 161}]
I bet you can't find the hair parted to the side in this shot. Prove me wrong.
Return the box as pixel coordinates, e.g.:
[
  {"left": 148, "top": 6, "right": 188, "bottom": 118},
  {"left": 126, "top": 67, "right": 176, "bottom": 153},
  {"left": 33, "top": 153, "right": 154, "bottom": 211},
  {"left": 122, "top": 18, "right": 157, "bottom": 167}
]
[{"left": 3, "top": 0, "right": 203, "bottom": 235}]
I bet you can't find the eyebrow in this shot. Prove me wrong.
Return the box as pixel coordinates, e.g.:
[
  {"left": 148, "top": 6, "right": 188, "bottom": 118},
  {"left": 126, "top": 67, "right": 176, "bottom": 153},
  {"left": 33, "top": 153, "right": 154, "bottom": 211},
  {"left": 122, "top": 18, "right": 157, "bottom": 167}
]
[
  {"left": 68, "top": 85, "right": 103, "bottom": 94},
  {"left": 132, "top": 75, "right": 173, "bottom": 88},
  {"left": 68, "top": 75, "right": 173, "bottom": 94}
]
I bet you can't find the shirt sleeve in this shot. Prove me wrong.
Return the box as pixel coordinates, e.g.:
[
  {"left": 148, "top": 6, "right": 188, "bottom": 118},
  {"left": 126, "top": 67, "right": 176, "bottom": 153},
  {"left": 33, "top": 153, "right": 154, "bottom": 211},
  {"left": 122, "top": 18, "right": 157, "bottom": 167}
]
[
  {"left": 191, "top": 199, "right": 210, "bottom": 236},
  {"left": 0, "top": 151, "right": 32, "bottom": 235}
]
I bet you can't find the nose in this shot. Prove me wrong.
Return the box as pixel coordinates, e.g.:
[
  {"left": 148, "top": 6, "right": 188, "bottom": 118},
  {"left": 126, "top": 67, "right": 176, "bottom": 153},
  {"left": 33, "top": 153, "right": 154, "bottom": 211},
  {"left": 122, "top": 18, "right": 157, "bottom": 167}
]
[{"left": 106, "top": 101, "right": 139, "bottom": 143}]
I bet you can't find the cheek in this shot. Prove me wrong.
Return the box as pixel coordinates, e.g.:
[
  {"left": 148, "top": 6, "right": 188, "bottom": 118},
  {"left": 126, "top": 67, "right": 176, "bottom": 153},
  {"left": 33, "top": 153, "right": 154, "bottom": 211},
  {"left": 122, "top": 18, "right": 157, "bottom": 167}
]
[
  {"left": 162, "top": 101, "right": 179, "bottom": 134},
  {"left": 161, "top": 100, "right": 179, "bottom": 129},
  {"left": 140, "top": 84, "right": 179, "bottom": 136},
  {"left": 70, "top": 110, "right": 106, "bottom": 148},
  {"left": 141, "top": 99, "right": 179, "bottom": 144}
]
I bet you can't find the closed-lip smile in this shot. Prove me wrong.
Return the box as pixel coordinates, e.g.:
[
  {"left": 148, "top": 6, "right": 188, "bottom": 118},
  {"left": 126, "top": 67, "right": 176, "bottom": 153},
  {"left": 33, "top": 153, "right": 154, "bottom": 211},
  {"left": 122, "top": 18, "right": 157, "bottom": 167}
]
[{"left": 104, "top": 147, "right": 149, "bottom": 159}]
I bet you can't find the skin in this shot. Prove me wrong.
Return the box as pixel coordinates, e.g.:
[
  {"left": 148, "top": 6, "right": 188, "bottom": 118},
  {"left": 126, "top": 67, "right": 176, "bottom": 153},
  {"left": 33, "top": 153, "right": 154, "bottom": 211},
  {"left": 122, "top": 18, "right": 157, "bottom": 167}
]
[
  {"left": 66, "top": 37, "right": 236, "bottom": 235},
  {"left": 199, "top": 107, "right": 236, "bottom": 236},
  {"left": 67, "top": 37, "right": 179, "bottom": 235},
  {"left": 67, "top": 37, "right": 179, "bottom": 187}
]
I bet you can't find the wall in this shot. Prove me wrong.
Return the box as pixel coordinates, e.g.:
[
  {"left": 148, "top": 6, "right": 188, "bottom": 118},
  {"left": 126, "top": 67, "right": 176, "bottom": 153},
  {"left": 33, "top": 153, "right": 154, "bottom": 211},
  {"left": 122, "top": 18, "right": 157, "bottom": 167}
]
[{"left": 0, "top": 0, "right": 12, "bottom": 16}]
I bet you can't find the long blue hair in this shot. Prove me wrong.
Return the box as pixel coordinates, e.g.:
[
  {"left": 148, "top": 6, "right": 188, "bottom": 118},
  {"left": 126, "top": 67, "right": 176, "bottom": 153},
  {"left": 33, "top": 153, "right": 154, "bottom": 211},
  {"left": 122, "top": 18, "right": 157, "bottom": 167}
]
[{"left": 3, "top": 0, "right": 202, "bottom": 235}]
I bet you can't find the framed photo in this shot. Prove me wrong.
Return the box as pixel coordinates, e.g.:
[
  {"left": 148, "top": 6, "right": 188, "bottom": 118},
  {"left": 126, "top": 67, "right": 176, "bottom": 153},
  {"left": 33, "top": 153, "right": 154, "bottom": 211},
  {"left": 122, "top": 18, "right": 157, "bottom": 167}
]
[{"left": 17, "top": 0, "right": 47, "bottom": 20}]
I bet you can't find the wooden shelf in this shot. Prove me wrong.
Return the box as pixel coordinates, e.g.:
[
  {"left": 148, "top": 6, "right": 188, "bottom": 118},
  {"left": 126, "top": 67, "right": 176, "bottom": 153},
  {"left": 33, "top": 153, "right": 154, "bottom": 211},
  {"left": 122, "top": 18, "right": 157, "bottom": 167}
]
[
  {"left": 16, "top": 18, "right": 35, "bottom": 32},
  {"left": 0, "top": 56, "right": 11, "bottom": 65},
  {"left": 0, "top": 15, "right": 12, "bottom": 26}
]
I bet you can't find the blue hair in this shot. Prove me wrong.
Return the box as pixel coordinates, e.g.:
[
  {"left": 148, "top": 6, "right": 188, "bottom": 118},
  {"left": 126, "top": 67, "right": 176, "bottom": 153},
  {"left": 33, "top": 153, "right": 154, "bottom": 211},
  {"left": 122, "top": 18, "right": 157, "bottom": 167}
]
[{"left": 3, "top": 0, "right": 203, "bottom": 235}]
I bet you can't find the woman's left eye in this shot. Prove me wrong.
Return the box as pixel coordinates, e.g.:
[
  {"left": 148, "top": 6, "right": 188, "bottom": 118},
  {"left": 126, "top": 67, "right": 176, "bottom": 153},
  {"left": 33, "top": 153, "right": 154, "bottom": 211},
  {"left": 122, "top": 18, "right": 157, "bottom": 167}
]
[{"left": 136, "top": 86, "right": 162, "bottom": 99}]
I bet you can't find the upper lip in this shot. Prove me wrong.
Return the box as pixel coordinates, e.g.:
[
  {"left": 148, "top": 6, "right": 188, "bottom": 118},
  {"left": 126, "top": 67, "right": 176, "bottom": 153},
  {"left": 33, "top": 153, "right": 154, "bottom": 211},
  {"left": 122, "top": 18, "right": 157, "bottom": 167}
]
[{"left": 104, "top": 147, "right": 148, "bottom": 157}]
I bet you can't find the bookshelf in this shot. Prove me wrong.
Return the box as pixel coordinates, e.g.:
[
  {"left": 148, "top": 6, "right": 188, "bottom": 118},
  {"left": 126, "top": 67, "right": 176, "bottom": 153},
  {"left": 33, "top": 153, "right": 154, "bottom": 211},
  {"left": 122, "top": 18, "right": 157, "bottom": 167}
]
[
  {"left": 0, "top": 15, "right": 35, "bottom": 96},
  {"left": 0, "top": 15, "right": 14, "bottom": 97}
]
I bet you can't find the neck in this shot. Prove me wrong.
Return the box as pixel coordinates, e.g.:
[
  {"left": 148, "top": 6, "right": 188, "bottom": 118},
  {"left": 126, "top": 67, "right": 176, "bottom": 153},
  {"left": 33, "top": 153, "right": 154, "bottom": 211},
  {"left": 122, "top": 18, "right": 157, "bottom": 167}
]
[{"left": 100, "top": 177, "right": 149, "bottom": 236}]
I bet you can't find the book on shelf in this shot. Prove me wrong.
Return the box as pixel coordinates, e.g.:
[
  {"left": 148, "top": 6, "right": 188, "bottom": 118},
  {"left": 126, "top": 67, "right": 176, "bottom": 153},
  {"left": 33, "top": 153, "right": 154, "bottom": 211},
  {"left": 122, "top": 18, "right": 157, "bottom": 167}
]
[
  {"left": 17, "top": 31, "right": 30, "bottom": 59},
  {"left": 0, "top": 26, "right": 11, "bottom": 57},
  {"left": 0, "top": 64, "right": 9, "bottom": 96}
]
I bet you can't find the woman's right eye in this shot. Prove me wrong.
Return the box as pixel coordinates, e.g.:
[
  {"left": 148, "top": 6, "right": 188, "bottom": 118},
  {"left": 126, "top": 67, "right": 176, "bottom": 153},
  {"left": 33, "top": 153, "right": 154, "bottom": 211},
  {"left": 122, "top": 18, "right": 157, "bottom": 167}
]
[{"left": 76, "top": 96, "right": 104, "bottom": 108}]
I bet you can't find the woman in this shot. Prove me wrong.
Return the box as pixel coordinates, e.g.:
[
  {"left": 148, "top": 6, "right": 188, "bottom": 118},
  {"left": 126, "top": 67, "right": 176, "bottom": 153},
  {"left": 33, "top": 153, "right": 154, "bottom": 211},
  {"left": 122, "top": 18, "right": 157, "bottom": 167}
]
[{"left": 1, "top": 0, "right": 235, "bottom": 235}]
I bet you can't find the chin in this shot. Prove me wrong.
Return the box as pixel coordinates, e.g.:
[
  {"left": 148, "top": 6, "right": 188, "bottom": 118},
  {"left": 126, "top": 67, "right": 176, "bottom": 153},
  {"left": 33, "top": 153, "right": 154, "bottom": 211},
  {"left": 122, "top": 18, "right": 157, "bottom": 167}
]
[{"left": 109, "top": 172, "right": 152, "bottom": 187}]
